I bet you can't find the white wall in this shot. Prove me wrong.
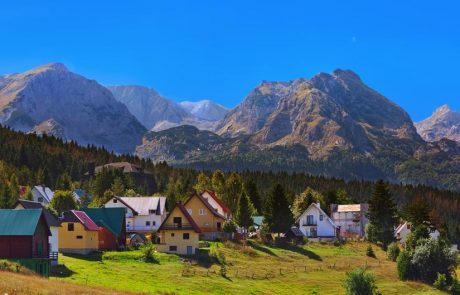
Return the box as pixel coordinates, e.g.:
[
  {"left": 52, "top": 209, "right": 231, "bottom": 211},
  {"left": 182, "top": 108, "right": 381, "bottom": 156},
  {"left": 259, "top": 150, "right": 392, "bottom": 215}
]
[
  {"left": 298, "top": 205, "right": 335, "bottom": 237},
  {"left": 49, "top": 226, "right": 59, "bottom": 252}
]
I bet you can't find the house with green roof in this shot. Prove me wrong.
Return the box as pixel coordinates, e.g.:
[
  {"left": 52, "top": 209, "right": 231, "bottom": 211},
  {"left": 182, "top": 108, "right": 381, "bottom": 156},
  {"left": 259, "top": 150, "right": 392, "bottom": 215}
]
[
  {"left": 81, "top": 208, "right": 126, "bottom": 250},
  {"left": 0, "top": 209, "right": 51, "bottom": 277}
]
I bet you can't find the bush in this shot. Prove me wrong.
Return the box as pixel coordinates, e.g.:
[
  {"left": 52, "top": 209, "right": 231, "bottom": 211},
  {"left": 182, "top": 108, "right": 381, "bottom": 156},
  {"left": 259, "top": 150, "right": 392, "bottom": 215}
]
[
  {"left": 411, "top": 238, "right": 457, "bottom": 283},
  {"left": 366, "top": 245, "right": 376, "bottom": 258},
  {"left": 433, "top": 272, "right": 447, "bottom": 291},
  {"left": 209, "top": 243, "right": 226, "bottom": 265},
  {"left": 344, "top": 268, "right": 380, "bottom": 295},
  {"left": 222, "top": 220, "right": 237, "bottom": 234},
  {"left": 140, "top": 242, "right": 158, "bottom": 263},
  {"left": 397, "top": 251, "right": 413, "bottom": 281},
  {"left": 449, "top": 277, "right": 460, "bottom": 295},
  {"left": 365, "top": 223, "right": 378, "bottom": 243},
  {"left": 386, "top": 242, "right": 400, "bottom": 262}
]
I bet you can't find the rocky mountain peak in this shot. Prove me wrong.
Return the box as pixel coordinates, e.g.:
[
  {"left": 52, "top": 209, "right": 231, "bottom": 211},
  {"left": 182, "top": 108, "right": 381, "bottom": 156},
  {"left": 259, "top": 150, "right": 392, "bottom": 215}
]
[
  {"left": 415, "top": 104, "right": 460, "bottom": 142},
  {"left": 433, "top": 104, "right": 451, "bottom": 115}
]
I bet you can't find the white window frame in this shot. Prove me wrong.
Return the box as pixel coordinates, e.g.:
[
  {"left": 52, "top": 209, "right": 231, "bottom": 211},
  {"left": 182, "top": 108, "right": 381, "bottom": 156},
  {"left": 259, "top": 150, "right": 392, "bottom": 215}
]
[{"left": 199, "top": 209, "right": 205, "bottom": 216}]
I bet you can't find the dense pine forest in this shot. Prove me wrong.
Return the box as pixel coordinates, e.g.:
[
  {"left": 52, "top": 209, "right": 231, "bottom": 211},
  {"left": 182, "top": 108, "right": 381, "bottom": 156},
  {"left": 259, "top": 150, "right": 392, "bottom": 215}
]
[{"left": 0, "top": 125, "right": 459, "bottom": 243}]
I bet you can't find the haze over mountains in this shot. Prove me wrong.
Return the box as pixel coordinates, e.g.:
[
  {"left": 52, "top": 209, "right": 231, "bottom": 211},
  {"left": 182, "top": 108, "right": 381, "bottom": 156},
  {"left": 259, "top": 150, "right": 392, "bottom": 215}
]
[{"left": 1, "top": 63, "right": 460, "bottom": 190}]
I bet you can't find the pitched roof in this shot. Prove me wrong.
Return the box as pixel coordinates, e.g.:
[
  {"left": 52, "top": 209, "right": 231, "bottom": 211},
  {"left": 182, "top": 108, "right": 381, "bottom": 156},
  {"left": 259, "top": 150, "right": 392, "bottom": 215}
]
[
  {"left": 33, "top": 185, "right": 54, "bottom": 203},
  {"left": 0, "top": 209, "right": 49, "bottom": 236},
  {"left": 81, "top": 208, "right": 125, "bottom": 238},
  {"left": 287, "top": 226, "right": 304, "bottom": 237},
  {"left": 297, "top": 203, "right": 336, "bottom": 228},
  {"left": 203, "top": 190, "right": 231, "bottom": 214},
  {"left": 67, "top": 210, "right": 99, "bottom": 231},
  {"left": 336, "top": 204, "right": 364, "bottom": 212},
  {"left": 252, "top": 216, "right": 264, "bottom": 226},
  {"left": 184, "top": 193, "right": 227, "bottom": 220},
  {"left": 115, "top": 197, "right": 166, "bottom": 216},
  {"left": 14, "top": 200, "right": 60, "bottom": 227},
  {"left": 158, "top": 202, "right": 201, "bottom": 233}
]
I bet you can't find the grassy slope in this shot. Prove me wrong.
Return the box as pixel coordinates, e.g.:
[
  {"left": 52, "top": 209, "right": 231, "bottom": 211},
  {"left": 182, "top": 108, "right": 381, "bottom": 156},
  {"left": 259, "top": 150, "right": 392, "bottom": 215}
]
[
  {"left": 0, "top": 271, "right": 142, "bottom": 295},
  {"left": 54, "top": 241, "right": 451, "bottom": 295}
]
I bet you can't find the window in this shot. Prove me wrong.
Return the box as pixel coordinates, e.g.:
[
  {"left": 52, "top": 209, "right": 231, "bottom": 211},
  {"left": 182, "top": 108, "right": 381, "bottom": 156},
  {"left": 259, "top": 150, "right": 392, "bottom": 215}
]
[
  {"left": 171, "top": 233, "right": 175, "bottom": 237},
  {"left": 67, "top": 223, "right": 74, "bottom": 231},
  {"left": 113, "top": 199, "right": 118, "bottom": 203},
  {"left": 183, "top": 233, "right": 190, "bottom": 240},
  {"left": 146, "top": 221, "right": 151, "bottom": 226},
  {"left": 187, "top": 208, "right": 192, "bottom": 215},
  {"left": 217, "top": 222, "right": 222, "bottom": 230},
  {"left": 169, "top": 246, "right": 177, "bottom": 251},
  {"left": 319, "top": 214, "right": 324, "bottom": 221},
  {"left": 152, "top": 221, "right": 156, "bottom": 226},
  {"left": 199, "top": 209, "right": 205, "bottom": 216},
  {"left": 38, "top": 197, "right": 43, "bottom": 203},
  {"left": 149, "top": 209, "right": 156, "bottom": 214},
  {"left": 306, "top": 215, "right": 314, "bottom": 225},
  {"left": 76, "top": 235, "right": 83, "bottom": 239}
]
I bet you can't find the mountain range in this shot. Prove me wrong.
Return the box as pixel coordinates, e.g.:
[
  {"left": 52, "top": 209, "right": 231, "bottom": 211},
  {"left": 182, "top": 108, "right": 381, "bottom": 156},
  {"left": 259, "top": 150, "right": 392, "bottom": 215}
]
[{"left": 1, "top": 63, "right": 460, "bottom": 190}]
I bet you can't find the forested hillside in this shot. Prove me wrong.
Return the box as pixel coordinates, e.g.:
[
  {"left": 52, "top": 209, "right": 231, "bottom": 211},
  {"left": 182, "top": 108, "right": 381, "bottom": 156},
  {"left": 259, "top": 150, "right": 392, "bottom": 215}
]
[{"left": 0, "top": 125, "right": 459, "bottom": 243}]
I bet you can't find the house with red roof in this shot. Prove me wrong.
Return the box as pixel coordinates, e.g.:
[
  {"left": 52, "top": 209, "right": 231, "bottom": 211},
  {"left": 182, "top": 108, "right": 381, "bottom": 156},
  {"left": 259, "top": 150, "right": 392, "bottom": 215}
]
[
  {"left": 157, "top": 202, "right": 201, "bottom": 255},
  {"left": 58, "top": 210, "right": 99, "bottom": 254},
  {"left": 202, "top": 190, "right": 232, "bottom": 219}
]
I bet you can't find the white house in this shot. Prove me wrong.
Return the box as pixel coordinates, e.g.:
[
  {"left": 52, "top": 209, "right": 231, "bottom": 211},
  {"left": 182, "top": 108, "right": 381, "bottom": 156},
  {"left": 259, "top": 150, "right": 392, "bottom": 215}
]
[
  {"left": 14, "top": 200, "right": 60, "bottom": 265},
  {"left": 395, "top": 222, "right": 440, "bottom": 244},
  {"left": 331, "top": 204, "right": 369, "bottom": 238},
  {"left": 104, "top": 196, "right": 167, "bottom": 233},
  {"left": 297, "top": 203, "right": 336, "bottom": 238},
  {"left": 31, "top": 185, "right": 54, "bottom": 205}
]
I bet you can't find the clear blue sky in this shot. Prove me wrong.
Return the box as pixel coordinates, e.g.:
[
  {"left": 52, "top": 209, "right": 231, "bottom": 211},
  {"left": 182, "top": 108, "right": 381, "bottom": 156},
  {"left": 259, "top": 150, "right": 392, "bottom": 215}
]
[{"left": 1, "top": 1, "right": 459, "bottom": 121}]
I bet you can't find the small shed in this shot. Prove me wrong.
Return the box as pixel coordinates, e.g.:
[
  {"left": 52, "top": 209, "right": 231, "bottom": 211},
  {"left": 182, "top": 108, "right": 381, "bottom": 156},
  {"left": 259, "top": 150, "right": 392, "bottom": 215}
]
[
  {"left": 0, "top": 209, "right": 51, "bottom": 276},
  {"left": 81, "top": 208, "right": 126, "bottom": 250},
  {"left": 285, "top": 227, "right": 305, "bottom": 244}
]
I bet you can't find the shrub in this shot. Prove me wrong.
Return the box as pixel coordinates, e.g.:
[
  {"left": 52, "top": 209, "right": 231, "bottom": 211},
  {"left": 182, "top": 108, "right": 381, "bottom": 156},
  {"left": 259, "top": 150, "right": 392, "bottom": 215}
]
[
  {"left": 365, "top": 223, "right": 378, "bottom": 243},
  {"left": 209, "top": 243, "right": 226, "bottom": 265},
  {"left": 449, "top": 277, "right": 460, "bottom": 295},
  {"left": 343, "top": 268, "right": 380, "bottom": 295},
  {"left": 140, "top": 242, "right": 158, "bottom": 263},
  {"left": 411, "top": 238, "right": 457, "bottom": 283},
  {"left": 366, "top": 245, "right": 376, "bottom": 258},
  {"left": 386, "top": 242, "right": 400, "bottom": 262},
  {"left": 397, "top": 251, "right": 413, "bottom": 280},
  {"left": 222, "top": 220, "right": 237, "bottom": 234},
  {"left": 433, "top": 272, "right": 447, "bottom": 291}
]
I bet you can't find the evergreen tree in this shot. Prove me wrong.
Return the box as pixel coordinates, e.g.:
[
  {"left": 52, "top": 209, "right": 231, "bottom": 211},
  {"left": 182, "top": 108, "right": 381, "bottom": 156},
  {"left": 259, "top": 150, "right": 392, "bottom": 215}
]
[
  {"left": 111, "top": 177, "right": 125, "bottom": 196},
  {"left": 292, "top": 187, "right": 323, "bottom": 219},
  {"left": 236, "top": 191, "right": 254, "bottom": 237},
  {"left": 56, "top": 172, "right": 73, "bottom": 191},
  {"left": 211, "top": 170, "right": 226, "bottom": 197},
  {"left": 367, "top": 180, "right": 398, "bottom": 248},
  {"left": 264, "top": 184, "right": 294, "bottom": 237},
  {"left": 402, "top": 198, "right": 433, "bottom": 229},
  {"left": 224, "top": 172, "right": 242, "bottom": 214},
  {"left": 244, "top": 179, "right": 262, "bottom": 215}
]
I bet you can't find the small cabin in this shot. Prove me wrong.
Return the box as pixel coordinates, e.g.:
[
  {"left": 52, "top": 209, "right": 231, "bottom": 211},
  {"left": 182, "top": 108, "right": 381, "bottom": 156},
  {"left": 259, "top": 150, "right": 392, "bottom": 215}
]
[
  {"left": 59, "top": 210, "right": 99, "bottom": 255},
  {"left": 0, "top": 209, "right": 51, "bottom": 276}
]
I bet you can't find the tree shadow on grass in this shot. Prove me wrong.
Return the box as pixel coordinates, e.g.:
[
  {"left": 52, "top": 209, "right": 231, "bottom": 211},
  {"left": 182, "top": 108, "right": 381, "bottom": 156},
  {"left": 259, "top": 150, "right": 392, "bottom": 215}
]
[
  {"left": 246, "top": 240, "right": 278, "bottom": 257},
  {"left": 62, "top": 252, "right": 103, "bottom": 262},
  {"left": 50, "top": 264, "right": 77, "bottom": 278},
  {"left": 278, "top": 244, "right": 322, "bottom": 261}
]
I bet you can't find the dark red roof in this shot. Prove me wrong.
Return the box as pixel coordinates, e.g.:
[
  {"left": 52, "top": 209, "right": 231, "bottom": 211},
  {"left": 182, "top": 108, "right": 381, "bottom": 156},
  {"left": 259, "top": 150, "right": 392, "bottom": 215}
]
[
  {"left": 158, "top": 202, "right": 201, "bottom": 233},
  {"left": 72, "top": 210, "right": 99, "bottom": 231},
  {"left": 204, "top": 190, "right": 231, "bottom": 214},
  {"left": 184, "top": 193, "right": 227, "bottom": 220}
]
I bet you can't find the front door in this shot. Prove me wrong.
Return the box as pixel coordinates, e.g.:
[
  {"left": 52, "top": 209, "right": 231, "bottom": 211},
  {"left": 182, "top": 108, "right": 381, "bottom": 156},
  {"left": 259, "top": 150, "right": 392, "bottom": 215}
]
[
  {"left": 187, "top": 246, "right": 193, "bottom": 255},
  {"left": 309, "top": 227, "right": 317, "bottom": 238}
]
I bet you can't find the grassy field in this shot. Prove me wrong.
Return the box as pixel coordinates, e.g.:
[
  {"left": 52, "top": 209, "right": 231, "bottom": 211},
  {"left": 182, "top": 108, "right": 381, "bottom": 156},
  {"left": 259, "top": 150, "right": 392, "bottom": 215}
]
[{"left": 47, "top": 241, "right": 453, "bottom": 295}]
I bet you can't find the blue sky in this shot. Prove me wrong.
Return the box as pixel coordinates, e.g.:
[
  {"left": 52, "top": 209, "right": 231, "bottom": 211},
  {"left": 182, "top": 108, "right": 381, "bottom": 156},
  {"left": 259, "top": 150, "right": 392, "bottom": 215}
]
[{"left": 0, "top": 1, "right": 459, "bottom": 121}]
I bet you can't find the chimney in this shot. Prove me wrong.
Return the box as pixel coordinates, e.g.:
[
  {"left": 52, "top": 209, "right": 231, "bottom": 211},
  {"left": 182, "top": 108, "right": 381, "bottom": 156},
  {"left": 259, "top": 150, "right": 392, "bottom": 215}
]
[{"left": 316, "top": 202, "right": 321, "bottom": 208}]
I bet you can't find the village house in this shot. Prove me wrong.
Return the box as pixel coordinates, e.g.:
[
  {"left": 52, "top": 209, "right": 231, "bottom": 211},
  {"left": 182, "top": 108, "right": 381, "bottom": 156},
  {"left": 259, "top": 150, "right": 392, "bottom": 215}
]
[
  {"left": 81, "top": 208, "right": 126, "bottom": 250},
  {"left": 330, "top": 204, "right": 369, "bottom": 238},
  {"left": 395, "top": 222, "right": 440, "bottom": 244},
  {"left": 183, "top": 193, "right": 227, "bottom": 240},
  {"left": 0, "top": 209, "right": 51, "bottom": 276},
  {"left": 104, "top": 196, "right": 166, "bottom": 233},
  {"left": 59, "top": 210, "right": 99, "bottom": 254},
  {"left": 157, "top": 202, "right": 201, "bottom": 255},
  {"left": 31, "top": 185, "right": 54, "bottom": 205},
  {"left": 14, "top": 200, "right": 60, "bottom": 265},
  {"left": 297, "top": 203, "right": 337, "bottom": 239}
]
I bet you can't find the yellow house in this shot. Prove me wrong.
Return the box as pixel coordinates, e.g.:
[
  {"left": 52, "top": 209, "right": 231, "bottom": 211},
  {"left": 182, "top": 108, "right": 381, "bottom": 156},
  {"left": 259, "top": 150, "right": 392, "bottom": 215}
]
[
  {"left": 183, "top": 193, "right": 227, "bottom": 238},
  {"left": 59, "top": 210, "right": 99, "bottom": 255},
  {"left": 157, "top": 202, "right": 201, "bottom": 255}
]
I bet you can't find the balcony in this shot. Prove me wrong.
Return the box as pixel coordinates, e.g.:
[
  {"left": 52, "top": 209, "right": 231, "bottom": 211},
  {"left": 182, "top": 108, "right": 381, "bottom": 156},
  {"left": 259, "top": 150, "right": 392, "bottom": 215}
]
[
  {"left": 161, "top": 223, "right": 195, "bottom": 230},
  {"left": 302, "top": 222, "right": 317, "bottom": 226}
]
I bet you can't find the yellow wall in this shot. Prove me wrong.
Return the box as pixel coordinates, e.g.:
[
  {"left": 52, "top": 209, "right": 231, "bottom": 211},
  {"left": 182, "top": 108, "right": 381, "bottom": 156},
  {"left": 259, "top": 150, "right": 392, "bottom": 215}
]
[
  {"left": 157, "top": 206, "right": 199, "bottom": 255},
  {"left": 59, "top": 222, "right": 98, "bottom": 254},
  {"left": 184, "top": 195, "right": 225, "bottom": 232}
]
